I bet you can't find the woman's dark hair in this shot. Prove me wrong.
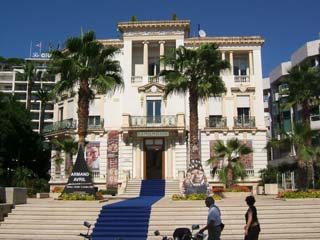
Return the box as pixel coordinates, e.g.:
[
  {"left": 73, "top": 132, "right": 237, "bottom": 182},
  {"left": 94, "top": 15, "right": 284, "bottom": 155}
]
[{"left": 245, "top": 196, "right": 255, "bottom": 206}]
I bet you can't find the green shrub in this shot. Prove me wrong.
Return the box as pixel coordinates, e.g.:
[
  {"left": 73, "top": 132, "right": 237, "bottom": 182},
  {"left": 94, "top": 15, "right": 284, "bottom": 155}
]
[
  {"left": 278, "top": 190, "right": 320, "bottom": 199},
  {"left": 60, "top": 193, "right": 96, "bottom": 200},
  {"left": 172, "top": 193, "right": 221, "bottom": 201}
]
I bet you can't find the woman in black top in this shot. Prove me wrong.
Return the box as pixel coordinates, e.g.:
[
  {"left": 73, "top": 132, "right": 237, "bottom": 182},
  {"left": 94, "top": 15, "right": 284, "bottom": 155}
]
[{"left": 244, "top": 196, "right": 260, "bottom": 240}]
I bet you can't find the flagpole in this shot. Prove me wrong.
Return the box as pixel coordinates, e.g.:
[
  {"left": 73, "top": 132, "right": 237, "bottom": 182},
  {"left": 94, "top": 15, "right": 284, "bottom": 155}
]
[
  {"left": 29, "top": 41, "right": 32, "bottom": 58},
  {"left": 40, "top": 42, "right": 42, "bottom": 54}
]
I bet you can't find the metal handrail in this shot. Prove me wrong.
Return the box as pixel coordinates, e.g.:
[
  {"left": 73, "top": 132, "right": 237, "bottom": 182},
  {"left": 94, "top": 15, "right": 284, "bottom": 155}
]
[
  {"left": 205, "top": 117, "right": 227, "bottom": 128},
  {"left": 43, "top": 118, "right": 77, "bottom": 133},
  {"left": 234, "top": 116, "right": 255, "bottom": 128}
]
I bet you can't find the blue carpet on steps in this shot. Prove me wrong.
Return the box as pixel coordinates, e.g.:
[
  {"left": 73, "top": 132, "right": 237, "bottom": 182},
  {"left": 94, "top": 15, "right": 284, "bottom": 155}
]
[{"left": 92, "top": 180, "right": 165, "bottom": 240}]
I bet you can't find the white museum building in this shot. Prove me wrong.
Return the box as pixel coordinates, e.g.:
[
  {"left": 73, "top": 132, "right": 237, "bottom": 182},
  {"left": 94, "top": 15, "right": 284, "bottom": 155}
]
[{"left": 44, "top": 20, "right": 268, "bottom": 192}]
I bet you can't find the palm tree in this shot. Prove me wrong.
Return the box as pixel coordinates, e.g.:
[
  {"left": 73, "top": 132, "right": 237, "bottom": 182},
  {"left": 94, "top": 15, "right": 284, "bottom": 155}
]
[
  {"left": 161, "top": 43, "right": 229, "bottom": 168},
  {"left": 282, "top": 61, "right": 320, "bottom": 126},
  {"left": 35, "top": 88, "right": 53, "bottom": 135},
  {"left": 52, "top": 138, "right": 78, "bottom": 175},
  {"left": 268, "top": 122, "right": 315, "bottom": 189},
  {"left": 49, "top": 30, "right": 123, "bottom": 147},
  {"left": 17, "top": 61, "right": 36, "bottom": 110},
  {"left": 207, "top": 138, "right": 252, "bottom": 188}
]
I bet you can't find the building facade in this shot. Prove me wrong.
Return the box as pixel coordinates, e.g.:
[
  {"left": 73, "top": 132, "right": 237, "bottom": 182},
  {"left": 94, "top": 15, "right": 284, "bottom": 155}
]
[
  {"left": 0, "top": 58, "right": 55, "bottom": 132},
  {"left": 268, "top": 39, "right": 320, "bottom": 165},
  {"left": 44, "top": 20, "right": 268, "bottom": 190}
]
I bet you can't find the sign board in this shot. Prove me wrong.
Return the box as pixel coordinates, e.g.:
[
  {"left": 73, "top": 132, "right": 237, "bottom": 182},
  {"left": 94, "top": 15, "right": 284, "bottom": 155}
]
[
  {"left": 137, "top": 131, "right": 169, "bottom": 137},
  {"left": 63, "top": 147, "right": 96, "bottom": 195}
]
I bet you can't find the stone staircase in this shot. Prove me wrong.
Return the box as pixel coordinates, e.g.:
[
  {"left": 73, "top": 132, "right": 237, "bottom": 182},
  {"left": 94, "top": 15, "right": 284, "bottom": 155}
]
[
  {"left": 0, "top": 195, "right": 320, "bottom": 240},
  {"left": 122, "top": 179, "right": 180, "bottom": 197},
  {"left": 0, "top": 198, "right": 105, "bottom": 240},
  {"left": 147, "top": 196, "right": 320, "bottom": 240}
]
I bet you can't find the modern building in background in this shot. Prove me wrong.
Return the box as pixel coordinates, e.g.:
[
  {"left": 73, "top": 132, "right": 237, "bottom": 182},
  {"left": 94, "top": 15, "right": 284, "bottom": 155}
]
[
  {"left": 44, "top": 19, "right": 268, "bottom": 191},
  {"left": 0, "top": 57, "right": 55, "bottom": 132},
  {"left": 268, "top": 39, "right": 320, "bottom": 166}
]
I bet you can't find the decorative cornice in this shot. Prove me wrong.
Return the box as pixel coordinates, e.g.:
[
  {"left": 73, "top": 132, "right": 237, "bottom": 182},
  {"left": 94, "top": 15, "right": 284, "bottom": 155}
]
[
  {"left": 231, "top": 86, "right": 256, "bottom": 93},
  {"left": 118, "top": 20, "right": 190, "bottom": 32},
  {"left": 98, "top": 39, "right": 123, "bottom": 48},
  {"left": 185, "top": 36, "right": 265, "bottom": 46},
  {"left": 138, "top": 82, "right": 165, "bottom": 93}
]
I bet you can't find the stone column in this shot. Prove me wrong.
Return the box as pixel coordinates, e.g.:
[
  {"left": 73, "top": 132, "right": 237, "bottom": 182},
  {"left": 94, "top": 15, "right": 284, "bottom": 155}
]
[
  {"left": 143, "top": 41, "right": 149, "bottom": 76},
  {"left": 221, "top": 51, "right": 226, "bottom": 75},
  {"left": 229, "top": 51, "right": 234, "bottom": 75},
  {"left": 135, "top": 141, "right": 142, "bottom": 179},
  {"left": 249, "top": 51, "right": 254, "bottom": 75},
  {"left": 221, "top": 51, "right": 225, "bottom": 61},
  {"left": 159, "top": 41, "right": 165, "bottom": 71},
  {"left": 167, "top": 139, "right": 173, "bottom": 179}
]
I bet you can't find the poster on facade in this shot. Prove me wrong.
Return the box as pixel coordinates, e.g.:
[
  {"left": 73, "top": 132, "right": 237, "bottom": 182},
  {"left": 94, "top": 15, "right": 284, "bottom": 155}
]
[
  {"left": 107, "top": 131, "right": 119, "bottom": 188},
  {"left": 85, "top": 142, "right": 100, "bottom": 171}
]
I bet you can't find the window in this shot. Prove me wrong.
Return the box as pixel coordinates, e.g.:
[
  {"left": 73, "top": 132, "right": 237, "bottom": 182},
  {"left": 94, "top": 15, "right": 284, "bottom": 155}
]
[
  {"left": 209, "top": 97, "right": 222, "bottom": 115},
  {"left": 88, "top": 116, "right": 101, "bottom": 126},
  {"left": 233, "top": 56, "right": 248, "bottom": 76},
  {"left": 148, "top": 57, "right": 160, "bottom": 76},
  {"left": 58, "top": 107, "right": 63, "bottom": 121},
  {"left": 238, "top": 108, "right": 250, "bottom": 118},
  {"left": 44, "top": 112, "right": 54, "bottom": 120},
  {"left": 147, "top": 99, "right": 161, "bottom": 123}
]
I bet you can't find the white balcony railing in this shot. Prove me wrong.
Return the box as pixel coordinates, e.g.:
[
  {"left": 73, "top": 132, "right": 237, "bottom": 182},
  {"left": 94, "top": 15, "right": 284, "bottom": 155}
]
[
  {"left": 234, "top": 75, "right": 250, "bottom": 83},
  {"left": 214, "top": 168, "right": 254, "bottom": 177}
]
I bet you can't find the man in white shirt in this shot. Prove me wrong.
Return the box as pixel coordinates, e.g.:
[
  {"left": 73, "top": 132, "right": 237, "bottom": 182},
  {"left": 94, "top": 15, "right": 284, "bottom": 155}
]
[{"left": 199, "top": 196, "right": 222, "bottom": 240}]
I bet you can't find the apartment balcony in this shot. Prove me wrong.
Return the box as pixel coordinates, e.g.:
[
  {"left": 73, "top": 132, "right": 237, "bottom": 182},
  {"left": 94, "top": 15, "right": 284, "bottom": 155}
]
[
  {"left": 311, "top": 115, "right": 320, "bottom": 130},
  {"left": 205, "top": 117, "right": 227, "bottom": 130},
  {"left": 88, "top": 119, "right": 104, "bottom": 131},
  {"left": 234, "top": 116, "right": 256, "bottom": 129},
  {"left": 43, "top": 118, "right": 77, "bottom": 134},
  {"left": 131, "top": 75, "right": 165, "bottom": 85},
  {"left": 234, "top": 75, "right": 250, "bottom": 83},
  {"left": 122, "top": 113, "right": 185, "bottom": 138}
]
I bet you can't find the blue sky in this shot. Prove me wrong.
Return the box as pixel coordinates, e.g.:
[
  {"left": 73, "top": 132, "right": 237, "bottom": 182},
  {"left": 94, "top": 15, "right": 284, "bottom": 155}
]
[{"left": 0, "top": 0, "right": 319, "bottom": 77}]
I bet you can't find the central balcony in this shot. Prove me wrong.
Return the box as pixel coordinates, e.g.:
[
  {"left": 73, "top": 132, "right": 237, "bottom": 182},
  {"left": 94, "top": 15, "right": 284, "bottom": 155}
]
[
  {"left": 122, "top": 113, "right": 185, "bottom": 138},
  {"left": 130, "top": 115, "right": 177, "bottom": 127}
]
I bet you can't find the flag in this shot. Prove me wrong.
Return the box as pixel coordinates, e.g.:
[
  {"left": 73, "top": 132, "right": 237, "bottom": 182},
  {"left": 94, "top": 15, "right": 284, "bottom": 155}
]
[
  {"left": 35, "top": 41, "right": 42, "bottom": 54},
  {"left": 35, "top": 42, "right": 42, "bottom": 48}
]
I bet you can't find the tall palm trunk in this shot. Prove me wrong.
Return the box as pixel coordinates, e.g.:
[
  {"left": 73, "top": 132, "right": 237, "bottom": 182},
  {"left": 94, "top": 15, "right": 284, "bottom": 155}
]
[
  {"left": 39, "top": 104, "right": 45, "bottom": 135},
  {"left": 189, "top": 84, "right": 199, "bottom": 162},
  {"left": 227, "top": 159, "right": 233, "bottom": 188},
  {"left": 301, "top": 100, "right": 312, "bottom": 189},
  {"left": 78, "top": 79, "right": 90, "bottom": 147},
  {"left": 26, "top": 77, "right": 33, "bottom": 110},
  {"left": 301, "top": 100, "right": 311, "bottom": 128}
]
